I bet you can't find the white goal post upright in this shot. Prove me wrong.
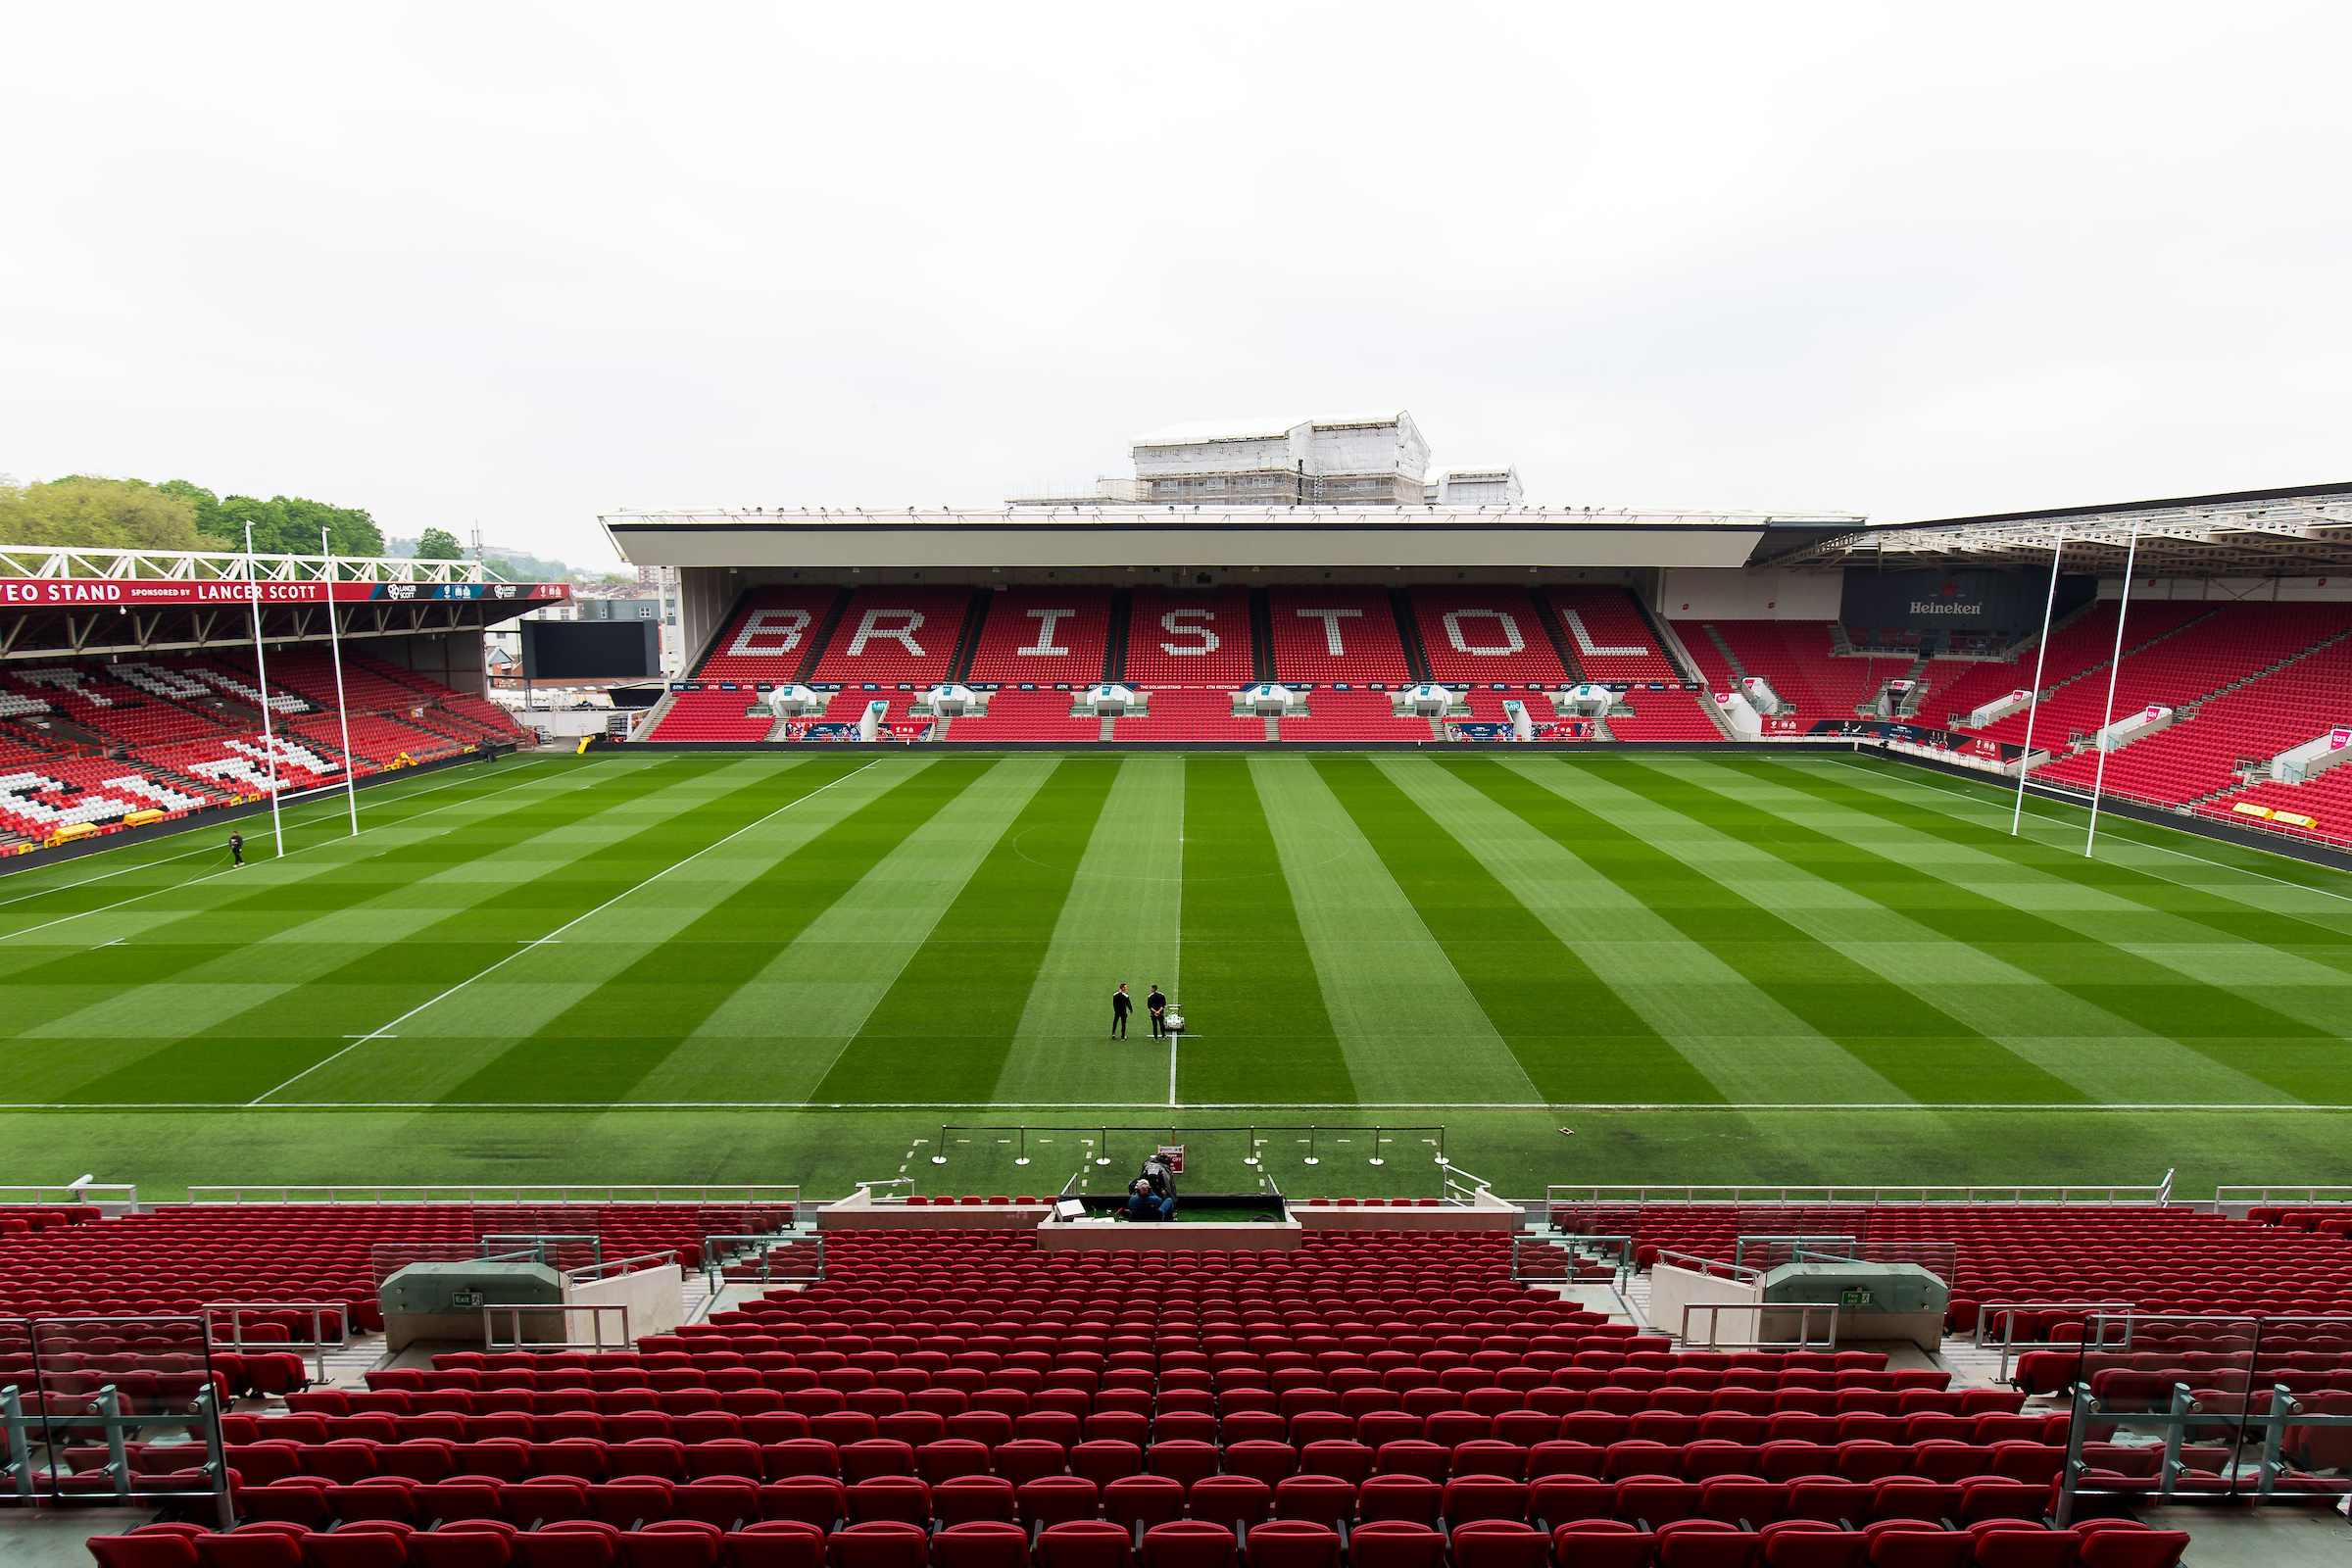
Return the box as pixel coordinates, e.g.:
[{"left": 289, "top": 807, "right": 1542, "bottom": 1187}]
[
  {"left": 2010, "top": 529, "right": 2065, "bottom": 837},
  {"left": 321, "top": 527, "right": 361, "bottom": 837},
  {"left": 244, "top": 521, "right": 286, "bottom": 858},
  {"left": 2083, "top": 521, "right": 2142, "bottom": 858}
]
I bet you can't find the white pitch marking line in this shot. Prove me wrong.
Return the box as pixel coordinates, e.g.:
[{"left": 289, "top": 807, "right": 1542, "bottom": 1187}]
[
  {"left": 0, "top": 758, "right": 563, "bottom": 911},
  {"left": 246, "top": 759, "right": 882, "bottom": 1105},
  {"left": 0, "top": 759, "right": 590, "bottom": 945},
  {"left": 19, "top": 1100, "right": 2341, "bottom": 1112}
]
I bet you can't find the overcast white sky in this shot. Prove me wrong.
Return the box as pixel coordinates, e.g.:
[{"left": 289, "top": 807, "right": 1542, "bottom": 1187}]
[{"left": 5, "top": 3, "right": 2348, "bottom": 566}]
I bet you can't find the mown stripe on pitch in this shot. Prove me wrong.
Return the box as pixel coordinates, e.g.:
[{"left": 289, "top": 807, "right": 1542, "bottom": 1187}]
[
  {"left": 1391, "top": 753, "right": 1898, "bottom": 1105},
  {"left": 1577, "top": 756, "right": 2284, "bottom": 1107},
  {"left": 1250, "top": 758, "right": 1538, "bottom": 1105},
  {"left": 0, "top": 756, "right": 721, "bottom": 1076},
  {"left": 57, "top": 759, "right": 832, "bottom": 1105},
  {"left": 0, "top": 756, "right": 568, "bottom": 938},
  {"left": 433, "top": 757, "right": 986, "bottom": 1105},
  {"left": 1316, "top": 756, "right": 1715, "bottom": 1105},
  {"left": 990, "top": 756, "right": 1187, "bottom": 1106},
  {"left": 1733, "top": 757, "right": 2352, "bottom": 954},
  {"left": 1487, "top": 756, "right": 2087, "bottom": 1106},
  {"left": 1177, "top": 757, "right": 1353, "bottom": 1105},
  {"left": 809, "top": 757, "right": 1121, "bottom": 1103},
  {"left": 1615, "top": 756, "right": 2313, "bottom": 1102}
]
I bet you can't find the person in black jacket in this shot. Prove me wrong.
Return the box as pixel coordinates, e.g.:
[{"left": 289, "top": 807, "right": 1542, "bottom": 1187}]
[
  {"left": 1147, "top": 985, "right": 1168, "bottom": 1038},
  {"left": 1111, "top": 984, "right": 1132, "bottom": 1040}
]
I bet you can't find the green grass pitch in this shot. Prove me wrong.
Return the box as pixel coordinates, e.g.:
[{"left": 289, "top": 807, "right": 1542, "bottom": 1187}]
[{"left": 2, "top": 748, "right": 2349, "bottom": 1201}]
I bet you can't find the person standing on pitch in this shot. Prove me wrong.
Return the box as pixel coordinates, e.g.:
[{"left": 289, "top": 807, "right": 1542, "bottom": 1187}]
[
  {"left": 1112, "top": 983, "right": 1132, "bottom": 1040},
  {"left": 228, "top": 831, "right": 245, "bottom": 867},
  {"left": 1147, "top": 985, "right": 1167, "bottom": 1039}
]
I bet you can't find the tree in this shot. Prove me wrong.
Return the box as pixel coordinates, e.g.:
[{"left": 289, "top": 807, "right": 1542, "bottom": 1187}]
[
  {"left": 415, "top": 527, "right": 465, "bottom": 560},
  {"left": 172, "top": 486, "right": 385, "bottom": 557},
  {"left": 0, "top": 475, "right": 202, "bottom": 550}
]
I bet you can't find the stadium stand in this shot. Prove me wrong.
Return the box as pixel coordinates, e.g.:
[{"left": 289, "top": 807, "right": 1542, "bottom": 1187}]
[
  {"left": 0, "top": 1202, "right": 772, "bottom": 1328},
  {"left": 0, "top": 647, "right": 518, "bottom": 846},
  {"left": 1549, "top": 1202, "right": 2352, "bottom": 1324},
  {"left": 942, "top": 690, "right": 1102, "bottom": 744},
  {"left": 2, "top": 1200, "right": 2309, "bottom": 1562},
  {"left": 1602, "top": 690, "right": 1723, "bottom": 743},
  {"left": 286, "top": 711, "right": 468, "bottom": 768},
  {"left": 808, "top": 588, "right": 979, "bottom": 688},
  {"left": 2008, "top": 605, "right": 2352, "bottom": 806},
  {"left": 1408, "top": 591, "right": 1572, "bottom": 686},
  {"left": 0, "top": 756, "right": 220, "bottom": 841},
  {"left": 1120, "top": 590, "right": 1255, "bottom": 689},
  {"left": 130, "top": 735, "right": 344, "bottom": 797},
  {"left": 644, "top": 691, "right": 776, "bottom": 744},
  {"left": 962, "top": 590, "right": 1114, "bottom": 686},
  {"left": 1267, "top": 589, "right": 1413, "bottom": 686},
  {"left": 7, "top": 666, "right": 229, "bottom": 750},
  {"left": 1946, "top": 604, "right": 2212, "bottom": 748},
  {"left": 1544, "top": 588, "right": 1683, "bottom": 684},
  {"left": 1115, "top": 690, "right": 1264, "bottom": 742},
  {"left": 1673, "top": 623, "right": 1914, "bottom": 721},
  {"left": 692, "top": 587, "right": 847, "bottom": 686},
  {"left": 1279, "top": 690, "right": 1430, "bottom": 743}
]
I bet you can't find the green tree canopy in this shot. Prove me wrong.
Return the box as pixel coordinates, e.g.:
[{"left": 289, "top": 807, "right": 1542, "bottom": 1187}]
[
  {"left": 161, "top": 481, "right": 386, "bottom": 557},
  {"left": 415, "top": 527, "right": 465, "bottom": 561},
  {"left": 0, "top": 475, "right": 202, "bottom": 550}
]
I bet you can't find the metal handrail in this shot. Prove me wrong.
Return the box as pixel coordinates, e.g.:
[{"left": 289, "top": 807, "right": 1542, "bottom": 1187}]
[
  {"left": 199, "top": 1300, "right": 352, "bottom": 1387},
  {"left": 2217, "top": 1186, "right": 2352, "bottom": 1204},
  {"left": 1443, "top": 1164, "right": 1495, "bottom": 1204},
  {"left": 1545, "top": 1180, "right": 2175, "bottom": 1206},
  {"left": 703, "top": 1235, "right": 824, "bottom": 1293},
  {"left": 1680, "top": 1302, "right": 1839, "bottom": 1351},
  {"left": 2057, "top": 1381, "right": 2352, "bottom": 1519},
  {"left": 1733, "top": 1234, "right": 1856, "bottom": 1271},
  {"left": 566, "top": 1250, "right": 679, "bottom": 1286},
  {"left": 482, "top": 1301, "right": 631, "bottom": 1352},
  {"left": 1654, "top": 1250, "right": 1764, "bottom": 1285},
  {"left": 481, "top": 1234, "right": 602, "bottom": 1269},
  {"left": 0, "top": 1183, "right": 137, "bottom": 1206},
  {"left": 1971, "top": 1299, "right": 2137, "bottom": 1383},
  {"left": 183, "top": 1184, "right": 801, "bottom": 1204},
  {"left": 0, "top": 1377, "right": 233, "bottom": 1527}
]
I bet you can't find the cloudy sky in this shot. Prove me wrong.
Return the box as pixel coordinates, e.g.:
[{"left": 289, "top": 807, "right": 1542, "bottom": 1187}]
[{"left": 5, "top": 3, "right": 2347, "bottom": 566}]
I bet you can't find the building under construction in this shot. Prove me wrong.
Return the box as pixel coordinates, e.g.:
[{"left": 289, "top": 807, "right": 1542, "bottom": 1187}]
[{"left": 1009, "top": 410, "right": 1520, "bottom": 509}]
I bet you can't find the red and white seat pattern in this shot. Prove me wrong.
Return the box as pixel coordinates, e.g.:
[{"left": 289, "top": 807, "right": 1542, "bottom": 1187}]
[
  {"left": 696, "top": 587, "right": 847, "bottom": 685},
  {"left": 1409, "top": 591, "right": 1571, "bottom": 685},
  {"left": 171, "top": 660, "right": 320, "bottom": 717},
  {"left": 0, "top": 759, "right": 215, "bottom": 837},
  {"left": 1267, "top": 589, "right": 1411, "bottom": 685},
  {"left": 133, "top": 734, "right": 344, "bottom": 795},
  {"left": 1122, "top": 590, "right": 1255, "bottom": 688},
  {"left": 963, "top": 590, "right": 1113, "bottom": 685},
  {"left": 1544, "top": 588, "right": 1682, "bottom": 683},
  {"left": 6, "top": 666, "right": 223, "bottom": 748},
  {"left": 808, "top": 588, "right": 977, "bottom": 688}
]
